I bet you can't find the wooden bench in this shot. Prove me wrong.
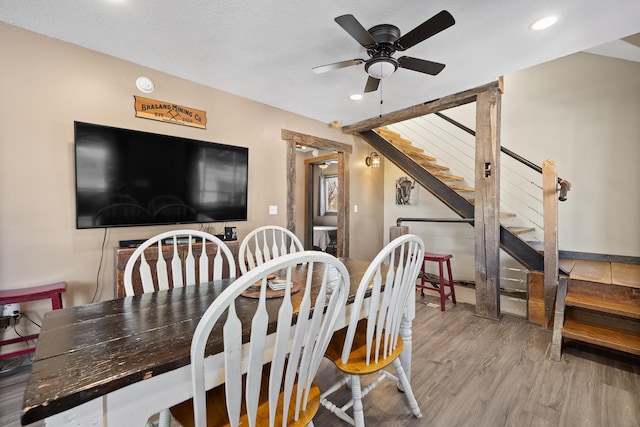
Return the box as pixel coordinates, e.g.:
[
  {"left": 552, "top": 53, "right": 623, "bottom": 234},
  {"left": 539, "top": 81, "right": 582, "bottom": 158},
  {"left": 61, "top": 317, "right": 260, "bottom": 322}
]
[{"left": 0, "top": 282, "right": 67, "bottom": 360}]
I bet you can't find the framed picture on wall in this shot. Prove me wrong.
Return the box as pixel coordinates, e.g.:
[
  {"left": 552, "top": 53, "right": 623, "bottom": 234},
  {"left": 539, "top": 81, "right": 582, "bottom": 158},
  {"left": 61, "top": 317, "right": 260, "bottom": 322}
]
[
  {"left": 319, "top": 174, "right": 338, "bottom": 215},
  {"left": 395, "top": 176, "right": 418, "bottom": 205}
]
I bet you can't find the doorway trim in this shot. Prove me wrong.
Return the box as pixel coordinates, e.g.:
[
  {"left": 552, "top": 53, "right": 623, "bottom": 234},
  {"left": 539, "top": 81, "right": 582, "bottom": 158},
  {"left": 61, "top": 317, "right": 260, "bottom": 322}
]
[{"left": 281, "top": 129, "right": 352, "bottom": 257}]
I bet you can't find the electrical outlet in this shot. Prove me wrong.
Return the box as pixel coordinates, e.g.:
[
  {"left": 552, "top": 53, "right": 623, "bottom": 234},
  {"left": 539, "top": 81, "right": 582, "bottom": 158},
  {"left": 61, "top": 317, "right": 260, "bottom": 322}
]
[{"left": 1, "top": 303, "right": 20, "bottom": 317}]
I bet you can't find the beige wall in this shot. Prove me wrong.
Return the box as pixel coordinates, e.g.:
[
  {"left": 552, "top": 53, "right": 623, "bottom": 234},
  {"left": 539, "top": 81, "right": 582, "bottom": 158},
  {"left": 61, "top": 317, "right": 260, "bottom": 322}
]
[{"left": 0, "top": 23, "right": 385, "bottom": 348}]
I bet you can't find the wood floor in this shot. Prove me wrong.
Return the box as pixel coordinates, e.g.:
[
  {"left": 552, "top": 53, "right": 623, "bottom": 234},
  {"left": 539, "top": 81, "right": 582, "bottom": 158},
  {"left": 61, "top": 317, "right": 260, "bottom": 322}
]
[{"left": 2, "top": 297, "right": 639, "bottom": 427}]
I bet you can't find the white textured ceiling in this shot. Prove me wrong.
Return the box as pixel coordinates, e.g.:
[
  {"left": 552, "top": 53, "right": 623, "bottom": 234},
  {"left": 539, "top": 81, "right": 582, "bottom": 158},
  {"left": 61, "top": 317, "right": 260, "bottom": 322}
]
[{"left": 1, "top": 0, "right": 639, "bottom": 126}]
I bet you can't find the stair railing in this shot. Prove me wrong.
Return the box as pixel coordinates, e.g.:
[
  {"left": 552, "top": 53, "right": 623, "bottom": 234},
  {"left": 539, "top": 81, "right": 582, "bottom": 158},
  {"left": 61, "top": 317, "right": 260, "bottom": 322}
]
[
  {"left": 390, "top": 112, "right": 572, "bottom": 323},
  {"left": 435, "top": 112, "right": 572, "bottom": 198}
]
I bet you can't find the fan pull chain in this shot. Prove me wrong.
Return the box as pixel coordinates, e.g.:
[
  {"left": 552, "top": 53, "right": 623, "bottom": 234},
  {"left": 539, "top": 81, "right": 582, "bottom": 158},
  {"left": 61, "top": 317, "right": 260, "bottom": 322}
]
[{"left": 379, "top": 83, "right": 383, "bottom": 118}]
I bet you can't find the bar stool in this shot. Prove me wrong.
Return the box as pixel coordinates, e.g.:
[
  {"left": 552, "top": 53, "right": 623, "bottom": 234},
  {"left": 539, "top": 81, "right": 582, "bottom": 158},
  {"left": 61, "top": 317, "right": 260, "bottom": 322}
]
[{"left": 418, "top": 253, "right": 456, "bottom": 311}]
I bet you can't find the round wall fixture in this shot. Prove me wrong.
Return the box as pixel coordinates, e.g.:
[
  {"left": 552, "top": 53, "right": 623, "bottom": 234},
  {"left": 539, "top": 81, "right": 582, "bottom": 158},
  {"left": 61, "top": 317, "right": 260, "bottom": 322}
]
[{"left": 135, "top": 77, "right": 155, "bottom": 93}]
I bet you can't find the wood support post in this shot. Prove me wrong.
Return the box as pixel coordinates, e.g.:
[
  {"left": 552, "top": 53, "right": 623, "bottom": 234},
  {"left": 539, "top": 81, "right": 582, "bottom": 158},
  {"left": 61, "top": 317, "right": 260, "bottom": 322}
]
[
  {"left": 390, "top": 226, "right": 409, "bottom": 241},
  {"left": 542, "top": 160, "right": 559, "bottom": 326},
  {"left": 549, "top": 276, "right": 567, "bottom": 361},
  {"left": 474, "top": 88, "right": 502, "bottom": 320},
  {"left": 286, "top": 140, "right": 297, "bottom": 234}
]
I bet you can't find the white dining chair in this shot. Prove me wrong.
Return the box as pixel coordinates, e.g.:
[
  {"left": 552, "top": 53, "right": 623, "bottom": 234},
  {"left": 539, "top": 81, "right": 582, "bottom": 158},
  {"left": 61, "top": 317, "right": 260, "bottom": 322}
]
[
  {"left": 238, "top": 225, "right": 305, "bottom": 275},
  {"left": 320, "top": 234, "right": 425, "bottom": 427},
  {"left": 123, "top": 229, "right": 236, "bottom": 427},
  {"left": 123, "top": 229, "right": 237, "bottom": 296},
  {"left": 169, "top": 251, "right": 350, "bottom": 427}
]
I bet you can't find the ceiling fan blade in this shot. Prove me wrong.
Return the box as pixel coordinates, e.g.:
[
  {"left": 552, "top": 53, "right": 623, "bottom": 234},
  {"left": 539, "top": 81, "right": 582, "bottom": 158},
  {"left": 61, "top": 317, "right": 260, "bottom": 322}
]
[
  {"left": 335, "top": 14, "right": 377, "bottom": 47},
  {"left": 312, "top": 59, "right": 364, "bottom": 74},
  {"left": 396, "top": 10, "right": 455, "bottom": 51},
  {"left": 364, "top": 76, "right": 380, "bottom": 93},
  {"left": 398, "top": 56, "right": 446, "bottom": 75}
]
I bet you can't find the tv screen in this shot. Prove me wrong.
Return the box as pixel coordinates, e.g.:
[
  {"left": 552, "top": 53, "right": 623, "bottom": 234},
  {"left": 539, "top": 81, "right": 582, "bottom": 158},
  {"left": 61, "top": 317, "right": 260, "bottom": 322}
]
[{"left": 74, "top": 121, "right": 248, "bottom": 229}]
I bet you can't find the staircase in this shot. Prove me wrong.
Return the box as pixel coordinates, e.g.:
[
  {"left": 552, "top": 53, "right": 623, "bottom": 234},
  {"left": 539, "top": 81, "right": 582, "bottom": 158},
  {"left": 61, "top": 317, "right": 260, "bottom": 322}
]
[
  {"left": 362, "top": 118, "right": 640, "bottom": 360},
  {"left": 550, "top": 259, "right": 640, "bottom": 359},
  {"left": 359, "top": 126, "right": 544, "bottom": 272}
]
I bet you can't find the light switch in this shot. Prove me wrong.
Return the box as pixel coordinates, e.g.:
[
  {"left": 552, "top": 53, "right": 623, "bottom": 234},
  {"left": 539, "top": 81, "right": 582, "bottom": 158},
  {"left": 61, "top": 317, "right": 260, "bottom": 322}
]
[
  {"left": 269, "top": 205, "right": 278, "bottom": 215},
  {"left": 354, "top": 205, "right": 358, "bottom": 213}
]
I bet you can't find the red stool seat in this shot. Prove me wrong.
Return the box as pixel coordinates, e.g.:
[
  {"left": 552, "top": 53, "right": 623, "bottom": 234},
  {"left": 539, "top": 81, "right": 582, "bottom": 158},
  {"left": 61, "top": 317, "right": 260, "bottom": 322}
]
[
  {"left": 417, "top": 253, "right": 456, "bottom": 311},
  {"left": 0, "top": 282, "right": 66, "bottom": 360}
]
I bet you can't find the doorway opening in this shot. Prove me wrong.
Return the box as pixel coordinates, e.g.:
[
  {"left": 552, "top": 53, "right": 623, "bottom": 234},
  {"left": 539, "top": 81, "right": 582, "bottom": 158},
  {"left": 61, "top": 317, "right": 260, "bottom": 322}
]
[{"left": 281, "top": 130, "right": 352, "bottom": 258}]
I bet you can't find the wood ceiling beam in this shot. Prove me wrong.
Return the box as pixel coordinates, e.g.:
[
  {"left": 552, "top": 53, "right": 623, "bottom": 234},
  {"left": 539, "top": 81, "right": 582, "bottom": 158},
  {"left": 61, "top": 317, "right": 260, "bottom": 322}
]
[
  {"left": 281, "top": 129, "right": 353, "bottom": 154},
  {"left": 342, "top": 79, "right": 502, "bottom": 134}
]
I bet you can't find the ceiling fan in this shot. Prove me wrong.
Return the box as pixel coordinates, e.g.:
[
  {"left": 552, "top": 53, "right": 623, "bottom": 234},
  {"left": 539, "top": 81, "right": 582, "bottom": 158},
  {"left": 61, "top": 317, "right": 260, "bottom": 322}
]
[{"left": 313, "top": 11, "right": 455, "bottom": 93}]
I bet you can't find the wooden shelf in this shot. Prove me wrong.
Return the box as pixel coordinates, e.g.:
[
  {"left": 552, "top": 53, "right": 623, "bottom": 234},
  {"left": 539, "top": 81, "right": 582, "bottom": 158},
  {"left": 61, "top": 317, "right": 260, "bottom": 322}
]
[
  {"left": 565, "top": 293, "right": 640, "bottom": 319},
  {"left": 563, "top": 315, "right": 640, "bottom": 355}
]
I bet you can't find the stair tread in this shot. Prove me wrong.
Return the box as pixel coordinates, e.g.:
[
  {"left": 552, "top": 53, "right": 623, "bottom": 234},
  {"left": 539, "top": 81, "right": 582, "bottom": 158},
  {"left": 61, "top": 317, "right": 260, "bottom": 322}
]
[
  {"left": 396, "top": 144, "right": 424, "bottom": 154},
  {"left": 565, "top": 293, "right": 640, "bottom": 319},
  {"left": 449, "top": 184, "right": 474, "bottom": 192},
  {"left": 570, "top": 260, "right": 612, "bottom": 284},
  {"left": 434, "top": 172, "right": 465, "bottom": 181},
  {"left": 612, "top": 263, "right": 640, "bottom": 289},
  {"left": 375, "top": 127, "right": 401, "bottom": 138},
  {"left": 394, "top": 136, "right": 414, "bottom": 146},
  {"left": 507, "top": 226, "right": 535, "bottom": 235},
  {"left": 413, "top": 152, "right": 437, "bottom": 162},
  {"left": 422, "top": 162, "right": 450, "bottom": 171},
  {"left": 526, "top": 241, "right": 544, "bottom": 254},
  {"left": 563, "top": 317, "right": 640, "bottom": 355}
]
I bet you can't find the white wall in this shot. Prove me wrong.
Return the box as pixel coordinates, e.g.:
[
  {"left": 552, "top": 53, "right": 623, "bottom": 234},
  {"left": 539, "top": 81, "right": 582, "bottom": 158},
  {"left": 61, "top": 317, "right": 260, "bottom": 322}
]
[
  {"left": 502, "top": 53, "right": 640, "bottom": 256},
  {"left": 383, "top": 52, "right": 640, "bottom": 315}
]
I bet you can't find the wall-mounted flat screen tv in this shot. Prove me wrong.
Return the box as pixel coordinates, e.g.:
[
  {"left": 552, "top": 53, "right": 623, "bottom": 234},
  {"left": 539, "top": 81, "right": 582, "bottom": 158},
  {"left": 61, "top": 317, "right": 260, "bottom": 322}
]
[{"left": 74, "top": 121, "right": 248, "bottom": 229}]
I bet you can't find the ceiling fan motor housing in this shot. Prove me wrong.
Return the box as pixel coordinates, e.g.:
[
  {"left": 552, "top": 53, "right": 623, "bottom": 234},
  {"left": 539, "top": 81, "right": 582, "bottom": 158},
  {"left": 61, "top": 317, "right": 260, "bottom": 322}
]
[
  {"left": 365, "top": 24, "right": 401, "bottom": 78},
  {"left": 368, "top": 24, "right": 401, "bottom": 45}
]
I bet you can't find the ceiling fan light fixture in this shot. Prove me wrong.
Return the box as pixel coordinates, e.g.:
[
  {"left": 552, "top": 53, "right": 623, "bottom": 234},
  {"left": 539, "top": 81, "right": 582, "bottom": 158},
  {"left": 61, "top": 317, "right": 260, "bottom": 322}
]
[{"left": 365, "top": 57, "right": 398, "bottom": 79}]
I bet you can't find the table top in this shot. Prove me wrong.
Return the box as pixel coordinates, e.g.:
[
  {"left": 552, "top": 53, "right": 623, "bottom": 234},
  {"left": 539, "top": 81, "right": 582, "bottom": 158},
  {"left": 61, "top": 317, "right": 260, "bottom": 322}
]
[{"left": 21, "top": 258, "right": 372, "bottom": 424}]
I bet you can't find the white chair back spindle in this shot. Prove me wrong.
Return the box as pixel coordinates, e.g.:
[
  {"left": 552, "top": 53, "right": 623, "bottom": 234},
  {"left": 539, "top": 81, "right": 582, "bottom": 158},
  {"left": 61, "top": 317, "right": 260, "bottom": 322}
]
[
  {"left": 171, "top": 251, "right": 350, "bottom": 427},
  {"left": 320, "top": 234, "right": 425, "bottom": 427},
  {"left": 123, "top": 229, "right": 236, "bottom": 297},
  {"left": 239, "top": 225, "right": 304, "bottom": 275},
  {"left": 343, "top": 234, "right": 423, "bottom": 365},
  {"left": 122, "top": 229, "right": 235, "bottom": 427}
]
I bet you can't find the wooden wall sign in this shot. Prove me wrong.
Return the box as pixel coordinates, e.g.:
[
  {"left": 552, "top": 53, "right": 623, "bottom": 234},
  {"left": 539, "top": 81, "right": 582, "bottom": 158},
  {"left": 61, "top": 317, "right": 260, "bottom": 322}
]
[{"left": 134, "top": 96, "right": 207, "bottom": 129}]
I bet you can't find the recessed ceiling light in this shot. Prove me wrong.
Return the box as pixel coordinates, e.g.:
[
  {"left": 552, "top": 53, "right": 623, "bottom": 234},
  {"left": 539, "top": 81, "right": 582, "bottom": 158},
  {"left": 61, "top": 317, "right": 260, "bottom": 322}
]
[
  {"left": 350, "top": 94, "right": 363, "bottom": 101},
  {"left": 530, "top": 16, "right": 557, "bottom": 31}
]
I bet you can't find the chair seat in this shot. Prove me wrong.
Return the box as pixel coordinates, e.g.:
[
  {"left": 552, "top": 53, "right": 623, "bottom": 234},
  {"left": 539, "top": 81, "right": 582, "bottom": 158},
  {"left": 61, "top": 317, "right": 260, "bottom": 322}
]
[
  {"left": 325, "top": 319, "right": 405, "bottom": 375},
  {"left": 170, "top": 369, "right": 320, "bottom": 427}
]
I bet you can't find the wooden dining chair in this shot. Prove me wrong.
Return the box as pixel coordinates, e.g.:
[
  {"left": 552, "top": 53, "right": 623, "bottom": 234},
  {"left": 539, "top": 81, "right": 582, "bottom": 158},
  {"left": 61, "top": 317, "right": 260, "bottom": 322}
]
[
  {"left": 123, "top": 229, "right": 237, "bottom": 296},
  {"left": 238, "top": 225, "right": 304, "bottom": 275},
  {"left": 320, "top": 234, "right": 425, "bottom": 427},
  {"left": 123, "top": 229, "right": 236, "bottom": 427},
  {"left": 169, "top": 251, "right": 351, "bottom": 427}
]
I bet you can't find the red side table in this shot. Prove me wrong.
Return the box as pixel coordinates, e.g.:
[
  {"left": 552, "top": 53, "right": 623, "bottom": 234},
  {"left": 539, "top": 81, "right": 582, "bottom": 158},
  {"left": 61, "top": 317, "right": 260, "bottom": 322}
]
[{"left": 0, "top": 282, "right": 67, "bottom": 360}]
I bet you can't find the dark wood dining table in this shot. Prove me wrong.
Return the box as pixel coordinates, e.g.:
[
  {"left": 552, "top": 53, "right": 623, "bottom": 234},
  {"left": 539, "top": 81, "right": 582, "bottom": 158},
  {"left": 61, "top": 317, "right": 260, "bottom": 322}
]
[{"left": 21, "top": 258, "right": 416, "bottom": 426}]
